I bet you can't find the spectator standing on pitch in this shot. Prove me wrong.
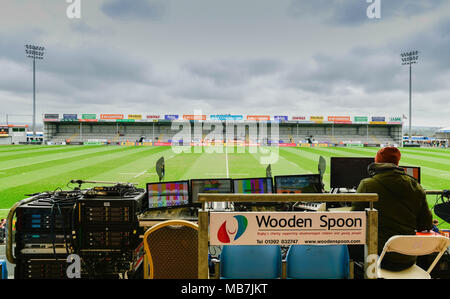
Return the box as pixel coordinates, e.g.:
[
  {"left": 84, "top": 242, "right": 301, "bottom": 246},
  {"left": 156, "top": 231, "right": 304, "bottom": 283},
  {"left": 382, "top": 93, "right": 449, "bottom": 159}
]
[{"left": 352, "top": 147, "right": 433, "bottom": 271}]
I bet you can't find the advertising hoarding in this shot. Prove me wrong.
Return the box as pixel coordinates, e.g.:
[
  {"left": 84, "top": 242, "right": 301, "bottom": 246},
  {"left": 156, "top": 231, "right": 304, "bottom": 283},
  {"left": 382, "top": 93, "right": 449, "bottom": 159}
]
[
  {"left": 165, "top": 115, "right": 179, "bottom": 120},
  {"left": 274, "top": 116, "right": 288, "bottom": 121},
  {"left": 210, "top": 115, "right": 244, "bottom": 121},
  {"left": 371, "top": 116, "right": 386, "bottom": 124},
  {"left": 183, "top": 115, "right": 207, "bottom": 120},
  {"left": 210, "top": 212, "right": 366, "bottom": 246},
  {"left": 44, "top": 114, "right": 59, "bottom": 121},
  {"left": 82, "top": 114, "right": 97, "bottom": 120},
  {"left": 128, "top": 114, "right": 142, "bottom": 120},
  {"left": 310, "top": 116, "right": 324, "bottom": 123},
  {"left": 62, "top": 114, "right": 78, "bottom": 121},
  {"left": 354, "top": 116, "right": 369, "bottom": 123},
  {"left": 328, "top": 116, "right": 351, "bottom": 123},
  {"left": 247, "top": 115, "right": 270, "bottom": 121},
  {"left": 100, "top": 114, "right": 124, "bottom": 120}
]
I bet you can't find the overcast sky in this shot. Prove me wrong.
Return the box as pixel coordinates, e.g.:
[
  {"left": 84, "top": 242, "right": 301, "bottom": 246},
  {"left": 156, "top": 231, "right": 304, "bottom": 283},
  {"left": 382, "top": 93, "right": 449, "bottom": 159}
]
[{"left": 1, "top": 0, "right": 449, "bottom": 127}]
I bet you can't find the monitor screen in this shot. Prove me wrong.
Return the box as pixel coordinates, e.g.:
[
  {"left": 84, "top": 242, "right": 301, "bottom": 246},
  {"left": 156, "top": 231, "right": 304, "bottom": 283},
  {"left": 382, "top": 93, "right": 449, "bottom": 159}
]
[
  {"left": 233, "top": 178, "right": 273, "bottom": 194},
  {"left": 146, "top": 181, "right": 190, "bottom": 209},
  {"left": 330, "top": 157, "right": 375, "bottom": 189},
  {"left": 274, "top": 174, "right": 323, "bottom": 194},
  {"left": 400, "top": 165, "right": 421, "bottom": 183},
  {"left": 191, "top": 179, "right": 233, "bottom": 204}
]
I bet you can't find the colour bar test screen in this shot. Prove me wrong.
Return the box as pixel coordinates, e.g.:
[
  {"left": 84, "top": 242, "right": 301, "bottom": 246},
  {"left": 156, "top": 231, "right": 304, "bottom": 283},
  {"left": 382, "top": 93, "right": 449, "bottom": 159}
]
[
  {"left": 191, "top": 179, "right": 233, "bottom": 203},
  {"left": 147, "top": 181, "right": 189, "bottom": 209},
  {"left": 233, "top": 178, "right": 273, "bottom": 194}
]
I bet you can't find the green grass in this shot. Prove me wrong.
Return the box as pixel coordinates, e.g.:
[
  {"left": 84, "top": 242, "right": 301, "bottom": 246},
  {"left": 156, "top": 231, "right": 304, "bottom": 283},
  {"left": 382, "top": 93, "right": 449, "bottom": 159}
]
[{"left": 0, "top": 145, "right": 449, "bottom": 229}]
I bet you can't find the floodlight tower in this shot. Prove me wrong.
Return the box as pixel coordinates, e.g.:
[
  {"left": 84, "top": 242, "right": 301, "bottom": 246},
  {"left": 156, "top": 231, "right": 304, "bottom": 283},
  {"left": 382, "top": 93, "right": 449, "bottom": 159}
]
[
  {"left": 25, "top": 44, "right": 45, "bottom": 141},
  {"left": 401, "top": 50, "right": 419, "bottom": 143}
]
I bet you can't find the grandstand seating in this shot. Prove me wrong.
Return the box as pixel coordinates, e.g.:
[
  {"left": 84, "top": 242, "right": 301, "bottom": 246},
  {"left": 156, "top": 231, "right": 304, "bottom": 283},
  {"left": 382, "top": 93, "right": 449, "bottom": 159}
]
[{"left": 46, "top": 122, "right": 401, "bottom": 145}]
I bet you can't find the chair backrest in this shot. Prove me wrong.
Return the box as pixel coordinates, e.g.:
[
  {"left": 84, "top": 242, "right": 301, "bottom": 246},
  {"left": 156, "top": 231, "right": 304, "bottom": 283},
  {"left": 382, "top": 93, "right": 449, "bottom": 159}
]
[
  {"left": 381, "top": 235, "right": 449, "bottom": 256},
  {"left": 220, "top": 245, "right": 282, "bottom": 279},
  {"left": 0, "top": 260, "right": 7, "bottom": 280},
  {"left": 286, "top": 245, "right": 349, "bottom": 279},
  {"left": 378, "top": 235, "right": 450, "bottom": 273},
  {"left": 143, "top": 220, "right": 198, "bottom": 279}
]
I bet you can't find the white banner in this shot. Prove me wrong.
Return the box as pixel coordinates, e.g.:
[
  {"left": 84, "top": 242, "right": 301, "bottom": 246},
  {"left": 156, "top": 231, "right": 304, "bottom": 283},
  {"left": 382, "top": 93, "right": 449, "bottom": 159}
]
[{"left": 210, "top": 212, "right": 366, "bottom": 246}]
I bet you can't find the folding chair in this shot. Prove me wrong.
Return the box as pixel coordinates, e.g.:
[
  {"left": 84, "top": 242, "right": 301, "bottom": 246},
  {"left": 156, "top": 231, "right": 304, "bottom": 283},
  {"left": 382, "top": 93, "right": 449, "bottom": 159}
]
[{"left": 377, "top": 235, "right": 450, "bottom": 279}]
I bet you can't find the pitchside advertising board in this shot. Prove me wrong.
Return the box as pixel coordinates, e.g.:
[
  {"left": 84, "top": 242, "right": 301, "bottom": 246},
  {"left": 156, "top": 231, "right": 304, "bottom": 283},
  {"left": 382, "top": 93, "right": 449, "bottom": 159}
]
[{"left": 210, "top": 212, "right": 366, "bottom": 246}]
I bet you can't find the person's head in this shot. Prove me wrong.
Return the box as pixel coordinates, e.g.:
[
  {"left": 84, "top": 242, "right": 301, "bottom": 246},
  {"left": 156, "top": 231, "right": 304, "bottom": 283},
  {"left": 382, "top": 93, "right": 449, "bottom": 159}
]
[
  {"left": 433, "top": 219, "right": 439, "bottom": 226},
  {"left": 375, "top": 147, "right": 401, "bottom": 165}
]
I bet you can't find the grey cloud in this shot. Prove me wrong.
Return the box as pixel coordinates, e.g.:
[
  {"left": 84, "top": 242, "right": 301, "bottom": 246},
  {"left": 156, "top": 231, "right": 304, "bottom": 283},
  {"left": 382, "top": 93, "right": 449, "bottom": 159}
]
[
  {"left": 101, "top": 0, "right": 167, "bottom": 21},
  {"left": 170, "top": 81, "right": 244, "bottom": 102},
  {"left": 0, "top": 30, "right": 168, "bottom": 97},
  {"left": 282, "top": 48, "right": 402, "bottom": 94},
  {"left": 184, "top": 59, "right": 283, "bottom": 87},
  {"left": 400, "top": 19, "right": 450, "bottom": 71},
  {"left": 287, "top": 0, "right": 445, "bottom": 25},
  {"left": 69, "top": 21, "right": 114, "bottom": 36},
  {"left": 282, "top": 14, "right": 450, "bottom": 97}
]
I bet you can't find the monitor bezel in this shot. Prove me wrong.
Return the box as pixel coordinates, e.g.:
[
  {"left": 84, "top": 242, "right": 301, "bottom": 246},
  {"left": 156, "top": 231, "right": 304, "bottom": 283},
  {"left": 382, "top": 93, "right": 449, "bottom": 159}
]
[
  {"left": 330, "top": 157, "right": 375, "bottom": 189},
  {"left": 190, "top": 178, "right": 234, "bottom": 204},
  {"left": 146, "top": 180, "right": 191, "bottom": 210},
  {"left": 232, "top": 177, "right": 274, "bottom": 194},
  {"left": 399, "top": 165, "right": 421, "bottom": 183},
  {"left": 273, "top": 174, "right": 323, "bottom": 194}
]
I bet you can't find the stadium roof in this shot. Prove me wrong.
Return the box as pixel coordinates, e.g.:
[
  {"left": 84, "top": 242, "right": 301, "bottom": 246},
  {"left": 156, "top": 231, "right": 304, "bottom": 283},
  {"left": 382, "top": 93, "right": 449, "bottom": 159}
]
[{"left": 437, "top": 127, "right": 450, "bottom": 133}]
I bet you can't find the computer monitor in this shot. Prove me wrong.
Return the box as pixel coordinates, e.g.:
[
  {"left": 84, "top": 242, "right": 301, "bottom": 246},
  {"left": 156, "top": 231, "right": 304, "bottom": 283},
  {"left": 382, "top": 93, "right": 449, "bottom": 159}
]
[
  {"left": 274, "top": 174, "right": 323, "bottom": 194},
  {"left": 233, "top": 178, "right": 273, "bottom": 194},
  {"left": 330, "top": 157, "right": 375, "bottom": 189},
  {"left": 146, "top": 180, "right": 190, "bottom": 210},
  {"left": 190, "top": 178, "right": 233, "bottom": 204},
  {"left": 399, "top": 165, "right": 421, "bottom": 183}
]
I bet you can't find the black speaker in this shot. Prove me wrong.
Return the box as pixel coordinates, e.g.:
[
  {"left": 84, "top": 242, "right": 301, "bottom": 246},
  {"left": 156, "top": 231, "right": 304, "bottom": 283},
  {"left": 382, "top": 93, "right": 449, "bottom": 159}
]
[{"left": 434, "top": 202, "right": 450, "bottom": 224}]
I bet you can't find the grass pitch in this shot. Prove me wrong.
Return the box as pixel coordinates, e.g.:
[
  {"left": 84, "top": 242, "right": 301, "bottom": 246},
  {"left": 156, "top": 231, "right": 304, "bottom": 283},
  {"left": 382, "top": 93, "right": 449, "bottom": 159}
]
[{"left": 0, "top": 144, "right": 449, "bottom": 228}]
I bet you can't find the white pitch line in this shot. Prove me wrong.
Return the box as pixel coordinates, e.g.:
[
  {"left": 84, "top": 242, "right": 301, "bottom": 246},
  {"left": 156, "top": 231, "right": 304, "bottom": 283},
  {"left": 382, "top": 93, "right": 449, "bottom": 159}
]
[
  {"left": 225, "top": 145, "right": 229, "bottom": 178},
  {"left": 288, "top": 161, "right": 298, "bottom": 167},
  {"left": 134, "top": 170, "right": 147, "bottom": 178}
]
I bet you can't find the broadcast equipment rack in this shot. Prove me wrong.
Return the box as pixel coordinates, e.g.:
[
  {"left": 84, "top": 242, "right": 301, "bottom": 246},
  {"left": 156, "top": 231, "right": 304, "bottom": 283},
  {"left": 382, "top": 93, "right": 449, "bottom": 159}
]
[{"left": 12, "top": 181, "right": 146, "bottom": 279}]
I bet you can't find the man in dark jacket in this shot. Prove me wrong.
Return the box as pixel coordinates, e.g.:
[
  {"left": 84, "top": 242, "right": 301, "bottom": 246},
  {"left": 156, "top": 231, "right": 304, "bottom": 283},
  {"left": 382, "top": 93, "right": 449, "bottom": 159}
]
[{"left": 352, "top": 147, "right": 433, "bottom": 271}]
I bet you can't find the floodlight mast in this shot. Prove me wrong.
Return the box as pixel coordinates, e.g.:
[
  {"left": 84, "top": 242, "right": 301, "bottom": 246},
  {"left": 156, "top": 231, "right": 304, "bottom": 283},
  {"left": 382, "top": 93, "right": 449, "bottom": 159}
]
[
  {"left": 25, "top": 44, "right": 45, "bottom": 142},
  {"left": 401, "top": 50, "right": 419, "bottom": 144}
]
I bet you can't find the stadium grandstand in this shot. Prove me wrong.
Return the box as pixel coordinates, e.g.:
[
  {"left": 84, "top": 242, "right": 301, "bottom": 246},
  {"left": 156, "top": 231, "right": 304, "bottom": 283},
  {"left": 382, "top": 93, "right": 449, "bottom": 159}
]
[
  {"left": 42, "top": 113, "right": 404, "bottom": 147},
  {"left": 436, "top": 127, "right": 450, "bottom": 146}
]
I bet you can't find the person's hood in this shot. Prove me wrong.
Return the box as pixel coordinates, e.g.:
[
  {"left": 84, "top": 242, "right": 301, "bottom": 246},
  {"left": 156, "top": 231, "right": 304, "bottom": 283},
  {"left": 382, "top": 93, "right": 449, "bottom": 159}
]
[{"left": 367, "top": 162, "right": 405, "bottom": 177}]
